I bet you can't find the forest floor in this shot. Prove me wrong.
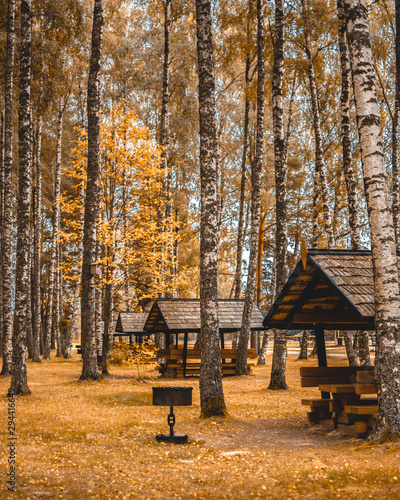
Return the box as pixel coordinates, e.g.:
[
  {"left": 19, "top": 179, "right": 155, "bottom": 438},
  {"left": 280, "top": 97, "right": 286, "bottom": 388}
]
[{"left": 0, "top": 346, "right": 399, "bottom": 499}]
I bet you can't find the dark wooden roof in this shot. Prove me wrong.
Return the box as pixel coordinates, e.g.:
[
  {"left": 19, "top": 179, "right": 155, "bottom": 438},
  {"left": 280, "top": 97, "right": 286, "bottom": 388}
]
[
  {"left": 263, "top": 248, "right": 379, "bottom": 331},
  {"left": 144, "top": 299, "right": 266, "bottom": 333},
  {"left": 115, "top": 312, "right": 149, "bottom": 333}
]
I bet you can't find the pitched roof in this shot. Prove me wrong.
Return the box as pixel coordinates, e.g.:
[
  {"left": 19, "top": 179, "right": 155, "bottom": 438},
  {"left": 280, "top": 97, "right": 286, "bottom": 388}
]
[
  {"left": 144, "top": 299, "right": 265, "bottom": 333},
  {"left": 263, "top": 248, "right": 378, "bottom": 331},
  {"left": 115, "top": 312, "right": 149, "bottom": 333}
]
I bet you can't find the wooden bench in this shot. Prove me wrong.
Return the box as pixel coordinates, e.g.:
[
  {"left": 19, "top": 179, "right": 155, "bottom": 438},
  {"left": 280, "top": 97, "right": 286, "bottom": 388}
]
[
  {"left": 300, "top": 366, "right": 377, "bottom": 436},
  {"left": 158, "top": 347, "right": 256, "bottom": 378}
]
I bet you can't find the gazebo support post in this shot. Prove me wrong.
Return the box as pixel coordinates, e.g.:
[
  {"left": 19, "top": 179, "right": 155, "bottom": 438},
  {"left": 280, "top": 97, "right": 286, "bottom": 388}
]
[
  {"left": 315, "top": 327, "right": 330, "bottom": 399},
  {"left": 183, "top": 332, "right": 188, "bottom": 378}
]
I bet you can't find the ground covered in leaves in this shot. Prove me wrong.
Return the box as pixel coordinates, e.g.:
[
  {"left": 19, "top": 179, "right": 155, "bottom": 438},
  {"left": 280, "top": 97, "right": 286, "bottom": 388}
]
[{"left": 0, "top": 348, "right": 399, "bottom": 499}]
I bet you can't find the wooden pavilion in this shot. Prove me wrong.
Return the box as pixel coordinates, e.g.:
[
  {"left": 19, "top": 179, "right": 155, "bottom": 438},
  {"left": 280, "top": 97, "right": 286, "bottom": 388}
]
[
  {"left": 144, "top": 298, "right": 266, "bottom": 377},
  {"left": 114, "top": 312, "right": 149, "bottom": 344},
  {"left": 263, "top": 247, "right": 379, "bottom": 437},
  {"left": 263, "top": 247, "right": 376, "bottom": 366}
]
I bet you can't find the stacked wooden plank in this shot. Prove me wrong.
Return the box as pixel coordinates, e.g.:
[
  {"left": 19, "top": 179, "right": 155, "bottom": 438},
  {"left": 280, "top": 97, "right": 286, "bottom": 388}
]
[
  {"left": 301, "top": 367, "right": 377, "bottom": 437},
  {"left": 157, "top": 348, "right": 257, "bottom": 378}
]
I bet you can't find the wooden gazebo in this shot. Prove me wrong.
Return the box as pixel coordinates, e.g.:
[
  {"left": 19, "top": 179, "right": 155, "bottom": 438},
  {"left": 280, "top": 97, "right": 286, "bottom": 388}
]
[
  {"left": 263, "top": 247, "right": 376, "bottom": 366},
  {"left": 263, "top": 247, "right": 379, "bottom": 437},
  {"left": 114, "top": 312, "right": 149, "bottom": 344},
  {"left": 144, "top": 298, "right": 266, "bottom": 377}
]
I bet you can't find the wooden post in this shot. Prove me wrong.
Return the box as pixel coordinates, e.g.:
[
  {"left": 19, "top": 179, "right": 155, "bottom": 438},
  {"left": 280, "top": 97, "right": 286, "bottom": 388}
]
[
  {"left": 315, "top": 327, "right": 330, "bottom": 399},
  {"left": 183, "top": 332, "right": 188, "bottom": 378}
]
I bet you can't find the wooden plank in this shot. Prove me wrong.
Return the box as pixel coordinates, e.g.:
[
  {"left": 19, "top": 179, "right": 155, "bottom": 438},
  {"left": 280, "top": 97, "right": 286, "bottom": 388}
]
[
  {"left": 300, "top": 367, "right": 359, "bottom": 377},
  {"left": 301, "top": 399, "right": 334, "bottom": 407},
  {"left": 356, "top": 371, "right": 375, "bottom": 384},
  {"left": 355, "top": 383, "right": 377, "bottom": 395},
  {"left": 319, "top": 384, "right": 356, "bottom": 393},
  {"left": 344, "top": 405, "right": 377, "bottom": 415},
  {"left": 301, "top": 376, "right": 359, "bottom": 387}
]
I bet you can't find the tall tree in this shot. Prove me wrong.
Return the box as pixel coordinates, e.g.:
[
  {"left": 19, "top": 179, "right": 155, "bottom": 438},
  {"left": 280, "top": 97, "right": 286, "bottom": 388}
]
[
  {"left": 344, "top": 0, "right": 400, "bottom": 439},
  {"left": 32, "top": 112, "right": 42, "bottom": 363},
  {"left": 233, "top": 0, "right": 253, "bottom": 301},
  {"left": 11, "top": 0, "right": 32, "bottom": 394},
  {"left": 80, "top": 0, "right": 104, "bottom": 381},
  {"left": 268, "top": 0, "right": 288, "bottom": 389},
  {"left": 302, "top": 0, "right": 335, "bottom": 249},
  {"left": 1, "top": 0, "right": 16, "bottom": 377},
  {"left": 236, "top": 0, "right": 264, "bottom": 376},
  {"left": 196, "top": 0, "right": 226, "bottom": 417},
  {"left": 392, "top": 0, "right": 400, "bottom": 246}
]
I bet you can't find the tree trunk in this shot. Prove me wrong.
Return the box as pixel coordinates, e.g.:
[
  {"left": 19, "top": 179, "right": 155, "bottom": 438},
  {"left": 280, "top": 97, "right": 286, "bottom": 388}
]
[
  {"left": 302, "top": 0, "right": 335, "bottom": 249},
  {"left": 268, "top": 0, "right": 288, "bottom": 390},
  {"left": 233, "top": 0, "right": 253, "bottom": 300},
  {"left": 0, "top": 111, "right": 4, "bottom": 359},
  {"left": 256, "top": 212, "right": 266, "bottom": 307},
  {"left": 196, "top": 0, "right": 226, "bottom": 417},
  {"left": 53, "top": 101, "right": 65, "bottom": 357},
  {"left": 11, "top": 0, "right": 32, "bottom": 395},
  {"left": 80, "top": 0, "right": 103, "bottom": 382},
  {"left": 236, "top": 0, "right": 264, "bottom": 377},
  {"left": 344, "top": 0, "right": 400, "bottom": 440},
  {"left": 357, "top": 330, "right": 372, "bottom": 366},
  {"left": 392, "top": 0, "right": 400, "bottom": 247},
  {"left": 102, "top": 281, "right": 113, "bottom": 375},
  {"left": 298, "top": 330, "right": 309, "bottom": 360},
  {"left": 1, "top": 0, "right": 16, "bottom": 377},
  {"left": 257, "top": 331, "right": 269, "bottom": 365},
  {"left": 32, "top": 114, "right": 42, "bottom": 362},
  {"left": 337, "top": 0, "right": 360, "bottom": 250},
  {"left": 342, "top": 330, "right": 358, "bottom": 366}
]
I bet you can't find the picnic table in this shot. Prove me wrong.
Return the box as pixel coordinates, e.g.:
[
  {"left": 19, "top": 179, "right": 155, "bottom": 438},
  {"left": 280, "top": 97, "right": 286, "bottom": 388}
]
[
  {"left": 157, "top": 347, "right": 257, "bottom": 378},
  {"left": 301, "top": 367, "right": 377, "bottom": 437}
]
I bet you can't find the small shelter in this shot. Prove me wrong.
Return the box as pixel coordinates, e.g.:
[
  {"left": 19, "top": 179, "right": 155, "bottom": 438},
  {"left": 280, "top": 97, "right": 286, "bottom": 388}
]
[
  {"left": 144, "top": 298, "right": 266, "bottom": 377},
  {"left": 263, "top": 247, "right": 376, "bottom": 367},
  {"left": 114, "top": 312, "right": 149, "bottom": 344}
]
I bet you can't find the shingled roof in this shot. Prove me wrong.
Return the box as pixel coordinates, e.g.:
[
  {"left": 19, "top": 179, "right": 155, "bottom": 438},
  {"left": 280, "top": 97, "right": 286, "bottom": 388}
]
[
  {"left": 144, "top": 299, "right": 265, "bottom": 333},
  {"left": 115, "top": 312, "right": 149, "bottom": 333},
  {"left": 263, "top": 248, "right": 379, "bottom": 331}
]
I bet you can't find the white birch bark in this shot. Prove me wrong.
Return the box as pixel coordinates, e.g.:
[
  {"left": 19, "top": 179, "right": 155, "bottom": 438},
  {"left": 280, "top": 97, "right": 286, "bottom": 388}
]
[
  {"left": 196, "top": 0, "right": 226, "bottom": 416},
  {"left": 1, "top": 0, "right": 15, "bottom": 376},
  {"left": 11, "top": 0, "right": 32, "bottom": 394},
  {"left": 236, "top": 0, "right": 264, "bottom": 376},
  {"left": 344, "top": 0, "right": 400, "bottom": 439}
]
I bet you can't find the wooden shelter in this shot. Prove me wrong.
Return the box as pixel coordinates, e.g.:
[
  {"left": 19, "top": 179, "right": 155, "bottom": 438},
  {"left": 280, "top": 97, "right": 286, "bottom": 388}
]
[
  {"left": 263, "top": 247, "right": 380, "bottom": 437},
  {"left": 114, "top": 312, "right": 149, "bottom": 344},
  {"left": 263, "top": 247, "right": 377, "bottom": 367},
  {"left": 144, "top": 298, "right": 265, "bottom": 377}
]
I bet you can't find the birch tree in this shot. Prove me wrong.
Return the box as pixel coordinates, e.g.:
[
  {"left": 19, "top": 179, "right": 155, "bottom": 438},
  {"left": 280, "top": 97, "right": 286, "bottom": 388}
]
[
  {"left": 1, "top": 0, "right": 16, "bottom": 377},
  {"left": 80, "top": 0, "right": 103, "bottom": 381},
  {"left": 196, "top": 0, "right": 226, "bottom": 417},
  {"left": 344, "top": 0, "right": 400, "bottom": 439},
  {"left": 11, "top": 0, "right": 32, "bottom": 394},
  {"left": 236, "top": 0, "right": 264, "bottom": 376},
  {"left": 268, "top": 0, "right": 288, "bottom": 389}
]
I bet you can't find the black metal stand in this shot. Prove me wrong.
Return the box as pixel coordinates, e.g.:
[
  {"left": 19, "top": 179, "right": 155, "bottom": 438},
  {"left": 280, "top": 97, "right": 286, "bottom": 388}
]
[{"left": 156, "top": 405, "right": 188, "bottom": 444}]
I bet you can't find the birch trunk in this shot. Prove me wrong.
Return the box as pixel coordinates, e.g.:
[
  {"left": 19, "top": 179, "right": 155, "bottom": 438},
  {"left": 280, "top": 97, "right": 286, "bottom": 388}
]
[
  {"left": 196, "top": 0, "right": 226, "bottom": 416},
  {"left": 233, "top": 0, "right": 253, "bottom": 300},
  {"left": 1, "top": 0, "right": 15, "bottom": 376},
  {"left": 80, "top": 0, "right": 103, "bottom": 381},
  {"left": 342, "top": 330, "right": 358, "bottom": 366},
  {"left": 236, "top": 0, "right": 264, "bottom": 376},
  {"left": 53, "top": 102, "right": 64, "bottom": 357},
  {"left": 11, "top": 0, "right": 32, "bottom": 394},
  {"left": 257, "top": 331, "right": 269, "bottom": 365},
  {"left": 344, "top": 0, "right": 400, "bottom": 439},
  {"left": 393, "top": 0, "right": 400, "bottom": 247},
  {"left": 298, "top": 330, "right": 309, "bottom": 360},
  {"left": 357, "top": 330, "right": 372, "bottom": 366},
  {"left": 302, "top": 0, "right": 335, "bottom": 249},
  {"left": 0, "top": 111, "right": 4, "bottom": 359},
  {"left": 32, "top": 114, "right": 42, "bottom": 362},
  {"left": 337, "top": 0, "right": 360, "bottom": 250},
  {"left": 268, "top": 0, "right": 288, "bottom": 389}
]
